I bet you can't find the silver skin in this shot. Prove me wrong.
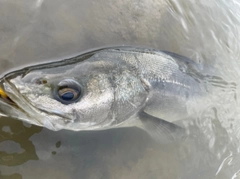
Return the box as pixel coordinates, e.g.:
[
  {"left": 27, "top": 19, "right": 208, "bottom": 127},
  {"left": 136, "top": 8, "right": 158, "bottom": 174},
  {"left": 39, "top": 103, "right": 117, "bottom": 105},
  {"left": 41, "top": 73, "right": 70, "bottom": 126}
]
[{"left": 0, "top": 47, "right": 206, "bottom": 132}]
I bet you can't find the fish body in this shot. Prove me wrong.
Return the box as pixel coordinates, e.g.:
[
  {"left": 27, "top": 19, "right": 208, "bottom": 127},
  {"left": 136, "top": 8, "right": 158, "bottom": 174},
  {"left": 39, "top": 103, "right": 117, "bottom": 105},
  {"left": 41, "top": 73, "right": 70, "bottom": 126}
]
[{"left": 0, "top": 47, "right": 206, "bottom": 142}]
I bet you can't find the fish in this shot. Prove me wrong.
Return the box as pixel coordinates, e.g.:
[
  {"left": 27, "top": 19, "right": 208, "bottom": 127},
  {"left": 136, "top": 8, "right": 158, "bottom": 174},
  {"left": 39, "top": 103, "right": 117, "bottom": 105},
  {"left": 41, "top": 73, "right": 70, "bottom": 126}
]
[{"left": 0, "top": 47, "right": 208, "bottom": 143}]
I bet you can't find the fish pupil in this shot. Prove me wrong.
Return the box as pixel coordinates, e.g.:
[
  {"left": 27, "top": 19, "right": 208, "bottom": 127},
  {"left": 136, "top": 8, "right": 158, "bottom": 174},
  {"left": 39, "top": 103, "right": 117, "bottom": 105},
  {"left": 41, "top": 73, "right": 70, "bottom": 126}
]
[{"left": 61, "top": 92, "right": 74, "bottom": 101}]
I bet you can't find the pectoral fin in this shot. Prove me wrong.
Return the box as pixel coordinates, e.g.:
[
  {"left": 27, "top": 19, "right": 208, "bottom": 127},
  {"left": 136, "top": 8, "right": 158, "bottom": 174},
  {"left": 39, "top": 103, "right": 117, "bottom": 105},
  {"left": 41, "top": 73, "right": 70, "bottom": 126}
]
[{"left": 138, "top": 111, "right": 186, "bottom": 143}]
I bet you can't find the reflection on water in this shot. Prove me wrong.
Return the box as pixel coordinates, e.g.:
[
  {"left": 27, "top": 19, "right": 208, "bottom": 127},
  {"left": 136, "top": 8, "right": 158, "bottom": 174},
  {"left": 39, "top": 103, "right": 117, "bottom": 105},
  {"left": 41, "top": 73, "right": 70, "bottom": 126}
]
[
  {"left": 0, "top": 117, "right": 42, "bottom": 178},
  {"left": 0, "top": 117, "right": 42, "bottom": 167},
  {"left": 1, "top": 173, "right": 22, "bottom": 179},
  {"left": 1, "top": 109, "right": 240, "bottom": 178},
  {"left": 1, "top": 117, "right": 178, "bottom": 179},
  {"left": 1, "top": 0, "right": 240, "bottom": 178}
]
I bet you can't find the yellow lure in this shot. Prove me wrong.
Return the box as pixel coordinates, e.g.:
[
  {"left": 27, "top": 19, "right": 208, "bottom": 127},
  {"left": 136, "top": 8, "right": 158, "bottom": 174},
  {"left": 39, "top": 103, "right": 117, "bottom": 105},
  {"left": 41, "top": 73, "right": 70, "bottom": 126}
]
[{"left": 0, "top": 87, "right": 8, "bottom": 98}]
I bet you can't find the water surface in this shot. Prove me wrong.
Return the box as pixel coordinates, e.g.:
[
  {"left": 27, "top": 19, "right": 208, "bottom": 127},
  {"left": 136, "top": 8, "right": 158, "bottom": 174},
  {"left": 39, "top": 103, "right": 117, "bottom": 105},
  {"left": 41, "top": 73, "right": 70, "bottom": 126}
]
[{"left": 1, "top": 0, "right": 240, "bottom": 178}]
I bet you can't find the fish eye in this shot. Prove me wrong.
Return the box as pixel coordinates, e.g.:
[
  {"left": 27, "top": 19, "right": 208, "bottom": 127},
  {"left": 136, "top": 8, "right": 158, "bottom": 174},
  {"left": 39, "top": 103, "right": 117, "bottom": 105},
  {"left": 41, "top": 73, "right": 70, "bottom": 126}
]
[{"left": 54, "top": 79, "right": 82, "bottom": 104}]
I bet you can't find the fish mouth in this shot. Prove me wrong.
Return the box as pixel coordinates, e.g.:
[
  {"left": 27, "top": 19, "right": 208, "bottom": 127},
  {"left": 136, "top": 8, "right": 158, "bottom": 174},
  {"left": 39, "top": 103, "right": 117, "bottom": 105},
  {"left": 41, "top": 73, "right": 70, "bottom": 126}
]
[
  {"left": 0, "top": 86, "right": 17, "bottom": 106},
  {"left": 0, "top": 79, "right": 72, "bottom": 131},
  {"left": 0, "top": 79, "right": 46, "bottom": 127},
  {"left": 0, "top": 82, "right": 19, "bottom": 117}
]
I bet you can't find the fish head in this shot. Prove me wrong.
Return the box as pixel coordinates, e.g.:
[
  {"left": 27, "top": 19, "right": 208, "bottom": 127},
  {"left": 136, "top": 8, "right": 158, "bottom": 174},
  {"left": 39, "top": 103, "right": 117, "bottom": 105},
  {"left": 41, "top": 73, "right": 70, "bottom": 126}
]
[{"left": 0, "top": 51, "right": 148, "bottom": 131}]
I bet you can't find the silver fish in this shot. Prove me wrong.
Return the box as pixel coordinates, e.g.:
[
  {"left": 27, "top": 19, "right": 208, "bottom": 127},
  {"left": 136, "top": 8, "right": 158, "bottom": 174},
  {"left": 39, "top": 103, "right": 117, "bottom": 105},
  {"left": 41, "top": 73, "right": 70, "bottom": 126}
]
[{"left": 0, "top": 47, "right": 207, "bottom": 142}]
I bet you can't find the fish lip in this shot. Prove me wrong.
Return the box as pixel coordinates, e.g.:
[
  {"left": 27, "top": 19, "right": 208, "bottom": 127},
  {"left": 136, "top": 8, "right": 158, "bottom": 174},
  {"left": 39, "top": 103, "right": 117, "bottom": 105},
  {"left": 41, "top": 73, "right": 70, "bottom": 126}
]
[
  {"left": 0, "top": 90, "right": 28, "bottom": 121},
  {"left": 0, "top": 90, "right": 17, "bottom": 106},
  {"left": 0, "top": 111, "right": 7, "bottom": 117},
  {"left": 0, "top": 78, "right": 44, "bottom": 126},
  {"left": 0, "top": 79, "right": 17, "bottom": 112},
  {"left": 0, "top": 96, "right": 14, "bottom": 117}
]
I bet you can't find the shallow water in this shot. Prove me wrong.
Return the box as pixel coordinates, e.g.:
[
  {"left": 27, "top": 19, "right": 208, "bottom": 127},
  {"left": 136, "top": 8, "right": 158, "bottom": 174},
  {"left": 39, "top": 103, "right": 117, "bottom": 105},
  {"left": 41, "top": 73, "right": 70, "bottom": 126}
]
[{"left": 1, "top": 0, "right": 240, "bottom": 178}]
